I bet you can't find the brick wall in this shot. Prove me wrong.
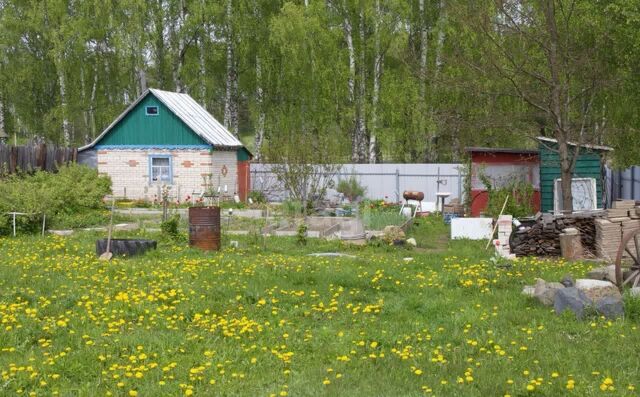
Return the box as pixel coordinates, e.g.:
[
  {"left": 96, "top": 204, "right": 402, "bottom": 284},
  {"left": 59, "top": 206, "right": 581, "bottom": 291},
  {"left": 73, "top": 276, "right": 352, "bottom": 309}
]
[{"left": 97, "top": 149, "right": 238, "bottom": 200}]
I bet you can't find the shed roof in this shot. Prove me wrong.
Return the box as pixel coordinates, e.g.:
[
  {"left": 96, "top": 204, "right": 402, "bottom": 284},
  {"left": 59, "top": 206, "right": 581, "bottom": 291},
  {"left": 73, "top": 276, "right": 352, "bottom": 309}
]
[
  {"left": 79, "top": 88, "right": 244, "bottom": 152},
  {"left": 465, "top": 147, "right": 539, "bottom": 155},
  {"left": 536, "top": 136, "right": 613, "bottom": 152}
]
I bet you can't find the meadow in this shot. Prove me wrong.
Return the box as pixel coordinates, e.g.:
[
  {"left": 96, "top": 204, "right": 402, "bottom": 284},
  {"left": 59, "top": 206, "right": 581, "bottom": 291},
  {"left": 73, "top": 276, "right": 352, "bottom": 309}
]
[{"left": 0, "top": 219, "right": 639, "bottom": 396}]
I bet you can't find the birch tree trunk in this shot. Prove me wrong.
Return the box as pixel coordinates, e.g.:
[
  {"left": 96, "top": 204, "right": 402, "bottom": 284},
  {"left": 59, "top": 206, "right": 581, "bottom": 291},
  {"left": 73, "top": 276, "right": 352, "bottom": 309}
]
[
  {"left": 57, "top": 58, "right": 71, "bottom": 145},
  {"left": 0, "top": 97, "right": 4, "bottom": 140},
  {"left": 370, "top": 0, "right": 382, "bottom": 163},
  {"left": 353, "top": 6, "right": 367, "bottom": 163},
  {"left": 224, "top": 0, "right": 239, "bottom": 136},
  {"left": 173, "top": 0, "right": 187, "bottom": 93},
  {"left": 90, "top": 65, "right": 99, "bottom": 140},
  {"left": 434, "top": 0, "right": 446, "bottom": 77},
  {"left": 253, "top": 1, "right": 265, "bottom": 160}
]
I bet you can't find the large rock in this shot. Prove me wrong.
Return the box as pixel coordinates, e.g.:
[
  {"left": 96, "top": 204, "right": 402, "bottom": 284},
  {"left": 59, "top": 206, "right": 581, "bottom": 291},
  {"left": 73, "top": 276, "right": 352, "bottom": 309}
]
[
  {"left": 534, "top": 279, "right": 565, "bottom": 306},
  {"left": 575, "top": 279, "right": 621, "bottom": 303},
  {"left": 560, "top": 275, "right": 575, "bottom": 288},
  {"left": 595, "top": 296, "right": 624, "bottom": 319},
  {"left": 554, "top": 287, "right": 592, "bottom": 319},
  {"left": 586, "top": 265, "right": 617, "bottom": 283}
]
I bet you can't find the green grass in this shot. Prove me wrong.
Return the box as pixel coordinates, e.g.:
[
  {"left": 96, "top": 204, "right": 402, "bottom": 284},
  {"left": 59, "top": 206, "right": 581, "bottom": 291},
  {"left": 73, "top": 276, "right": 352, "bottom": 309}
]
[{"left": 0, "top": 222, "right": 638, "bottom": 396}]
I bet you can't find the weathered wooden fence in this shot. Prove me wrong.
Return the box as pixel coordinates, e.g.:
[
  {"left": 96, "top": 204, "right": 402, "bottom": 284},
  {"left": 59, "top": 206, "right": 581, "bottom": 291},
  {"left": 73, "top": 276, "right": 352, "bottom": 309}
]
[{"left": 0, "top": 144, "right": 77, "bottom": 174}]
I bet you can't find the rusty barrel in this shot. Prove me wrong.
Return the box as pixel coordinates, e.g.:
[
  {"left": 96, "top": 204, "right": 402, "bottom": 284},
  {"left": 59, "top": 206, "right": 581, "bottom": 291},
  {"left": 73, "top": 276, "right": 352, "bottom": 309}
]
[
  {"left": 188, "top": 206, "right": 221, "bottom": 251},
  {"left": 403, "top": 191, "right": 425, "bottom": 201}
]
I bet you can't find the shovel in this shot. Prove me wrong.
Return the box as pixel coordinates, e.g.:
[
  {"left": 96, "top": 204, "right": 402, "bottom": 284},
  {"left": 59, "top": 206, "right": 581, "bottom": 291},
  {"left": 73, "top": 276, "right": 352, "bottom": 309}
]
[{"left": 99, "top": 197, "right": 116, "bottom": 261}]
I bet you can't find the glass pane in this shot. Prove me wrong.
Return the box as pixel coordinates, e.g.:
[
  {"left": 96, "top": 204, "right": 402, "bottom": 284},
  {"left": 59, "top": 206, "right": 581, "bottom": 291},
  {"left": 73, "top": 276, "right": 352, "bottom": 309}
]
[{"left": 152, "top": 157, "right": 170, "bottom": 166}]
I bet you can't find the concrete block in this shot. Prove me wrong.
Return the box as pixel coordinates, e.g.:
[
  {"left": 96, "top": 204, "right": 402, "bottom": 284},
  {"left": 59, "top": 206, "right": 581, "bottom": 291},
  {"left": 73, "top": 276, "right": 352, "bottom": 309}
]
[{"left": 451, "top": 218, "right": 493, "bottom": 240}]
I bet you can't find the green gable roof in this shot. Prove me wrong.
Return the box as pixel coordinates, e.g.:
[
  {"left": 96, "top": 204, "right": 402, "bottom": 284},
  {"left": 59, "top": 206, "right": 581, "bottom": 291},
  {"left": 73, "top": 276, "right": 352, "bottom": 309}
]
[
  {"left": 79, "top": 89, "right": 248, "bottom": 152},
  {"left": 98, "top": 95, "right": 208, "bottom": 146}
]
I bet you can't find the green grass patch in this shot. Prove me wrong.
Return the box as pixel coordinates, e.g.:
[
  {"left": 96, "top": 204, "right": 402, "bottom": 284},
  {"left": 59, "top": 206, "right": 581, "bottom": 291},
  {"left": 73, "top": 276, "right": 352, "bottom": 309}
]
[{"left": 0, "top": 222, "right": 637, "bottom": 396}]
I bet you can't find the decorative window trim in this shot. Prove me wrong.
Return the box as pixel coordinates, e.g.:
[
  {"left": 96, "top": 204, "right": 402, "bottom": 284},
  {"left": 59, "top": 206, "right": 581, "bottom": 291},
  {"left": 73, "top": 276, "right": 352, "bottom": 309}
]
[
  {"left": 149, "top": 154, "right": 173, "bottom": 184},
  {"left": 145, "top": 106, "right": 159, "bottom": 116},
  {"left": 553, "top": 177, "right": 597, "bottom": 214}
]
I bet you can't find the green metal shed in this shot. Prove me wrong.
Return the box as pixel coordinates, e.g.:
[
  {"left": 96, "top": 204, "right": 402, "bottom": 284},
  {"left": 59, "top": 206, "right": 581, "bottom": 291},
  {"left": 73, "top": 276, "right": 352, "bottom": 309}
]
[{"left": 538, "top": 136, "right": 612, "bottom": 213}]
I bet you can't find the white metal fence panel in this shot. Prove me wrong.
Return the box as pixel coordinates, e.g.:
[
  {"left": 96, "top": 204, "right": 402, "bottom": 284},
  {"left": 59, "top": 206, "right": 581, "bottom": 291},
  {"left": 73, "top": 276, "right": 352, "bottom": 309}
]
[{"left": 251, "top": 163, "right": 464, "bottom": 204}]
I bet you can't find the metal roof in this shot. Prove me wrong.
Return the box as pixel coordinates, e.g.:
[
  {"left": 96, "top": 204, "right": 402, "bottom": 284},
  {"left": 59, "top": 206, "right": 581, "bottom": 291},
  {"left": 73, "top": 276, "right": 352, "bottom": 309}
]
[
  {"left": 536, "top": 136, "right": 613, "bottom": 151},
  {"left": 79, "top": 88, "right": 244, "bottom": 151},
  {"left": 465, "top": 146, "right": 539, "bottom": 155}
]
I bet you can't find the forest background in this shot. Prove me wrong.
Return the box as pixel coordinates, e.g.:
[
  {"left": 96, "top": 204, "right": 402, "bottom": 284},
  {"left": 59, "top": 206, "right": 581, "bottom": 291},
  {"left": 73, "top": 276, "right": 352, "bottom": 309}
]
[{"left": 0, "top": 0, "right": 638, "bottom": 167}]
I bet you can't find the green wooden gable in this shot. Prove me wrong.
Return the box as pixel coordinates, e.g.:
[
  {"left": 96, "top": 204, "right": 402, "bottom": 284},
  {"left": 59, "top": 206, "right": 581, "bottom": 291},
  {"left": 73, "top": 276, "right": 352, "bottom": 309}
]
[
  {"left": 98, "top": 95, "right": 209, "bottom": 147},
  {"left": 539, "top": 142, "right": 606, "bottom": 212}
]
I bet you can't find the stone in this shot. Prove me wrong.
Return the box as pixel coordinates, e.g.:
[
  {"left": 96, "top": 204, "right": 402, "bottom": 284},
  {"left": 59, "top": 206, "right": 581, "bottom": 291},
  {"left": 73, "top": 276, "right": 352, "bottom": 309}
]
[
  {"left": 560, "top": 275, "right": 575, "bottom": 287},
  {"left": 595, "top": 296, "right": 624, "bottom": 319},
  {"left": 48, "top": 230, "right": 74, "bottom": 236},
  {"left": 522, "top": 285, "right": 535, "bottom": 297},
  {"left": 586, "top": 265, "right": 617, "bottom": 283},
  {"left": 382, "top": 225, "right": 405, "bottom": 243},
  {"left": 575, "top": 279, "right": 621, "bottom": 303},
  {"left": 406, "top": 238, "right": 417, "bottom": 247},
  {"left": 534, "top": 279, "right": 565, "bottom": 306},
  {"left": 554, "top": 287, "right": 592, "bottom": 319}
]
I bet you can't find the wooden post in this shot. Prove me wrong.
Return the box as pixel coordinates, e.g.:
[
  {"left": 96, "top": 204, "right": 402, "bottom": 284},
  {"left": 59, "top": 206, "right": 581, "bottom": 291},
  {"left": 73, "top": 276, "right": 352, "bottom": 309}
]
[
  {"left": 485, "top": 195, "right": 510, "bottom": 250},
  {"left": 42, "top": 214, "right": 46, "bottom": 237}
]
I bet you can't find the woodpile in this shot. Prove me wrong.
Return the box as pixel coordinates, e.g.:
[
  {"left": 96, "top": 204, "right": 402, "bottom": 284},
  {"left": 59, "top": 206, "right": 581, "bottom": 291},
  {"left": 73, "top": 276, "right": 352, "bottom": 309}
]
[
  {"left": 511, "top": 213, "right": 603, "bottom": 257},
  {"left": 511, "top": 200, "right": 640, "bottom": 259}
]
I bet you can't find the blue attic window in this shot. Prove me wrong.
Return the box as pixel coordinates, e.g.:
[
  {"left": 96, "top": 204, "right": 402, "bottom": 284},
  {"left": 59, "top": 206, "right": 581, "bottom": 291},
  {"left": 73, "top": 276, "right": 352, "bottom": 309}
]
[{"left": 145, "top": 106, "right": 159, "bottom": 116}]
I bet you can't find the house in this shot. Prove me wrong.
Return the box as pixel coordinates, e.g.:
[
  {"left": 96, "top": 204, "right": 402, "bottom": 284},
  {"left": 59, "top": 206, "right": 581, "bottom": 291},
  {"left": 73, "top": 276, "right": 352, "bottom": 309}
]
[
  {"left": 78, "top": 89, "right": 252, "bottom": 201},
  {"left": 537, "top": 136, "right": 612, "bottom": 213},
  {"left": 466, "top": 147, "right": 541, "bottom": 216}
]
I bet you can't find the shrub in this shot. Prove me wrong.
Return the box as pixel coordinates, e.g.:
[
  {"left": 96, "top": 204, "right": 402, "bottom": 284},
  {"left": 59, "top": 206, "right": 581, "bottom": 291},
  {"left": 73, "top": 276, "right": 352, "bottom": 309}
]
[
  {"left": 0, "top": 164, "right": 112, "bottom": 233},
  {"left": 248, "top": 191, "right": 267, "bottom": 204},
  {"left": 479, "top": 173, "right": 535, "bottom": 218},
  {"left": 160, "top": 214, "right": 181, "bottom": 240},
  {"left": 296, "top": 223, "right": 308, "bottom": 246},
  {"left": 337, "top": 176, "right": 366, "bottom": 203}
]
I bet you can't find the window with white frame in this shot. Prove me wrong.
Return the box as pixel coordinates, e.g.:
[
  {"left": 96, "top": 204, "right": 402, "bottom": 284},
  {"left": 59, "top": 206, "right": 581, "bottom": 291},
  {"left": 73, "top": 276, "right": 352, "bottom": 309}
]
[
  {"left": 145, "top": 106, "right": 159, "bottom": 116},
  {"left": 150, "top": 156, "right": 172, "bottom": 183}
]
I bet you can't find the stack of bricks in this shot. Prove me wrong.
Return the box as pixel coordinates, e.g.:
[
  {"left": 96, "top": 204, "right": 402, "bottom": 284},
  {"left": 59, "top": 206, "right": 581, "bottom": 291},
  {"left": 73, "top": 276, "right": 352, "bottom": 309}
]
[
  {"left": 493, "top": 215, "right": 516, "bottom": 259},
  {"left": 595, "top": 200, "right": 640, "bottom": 261}
]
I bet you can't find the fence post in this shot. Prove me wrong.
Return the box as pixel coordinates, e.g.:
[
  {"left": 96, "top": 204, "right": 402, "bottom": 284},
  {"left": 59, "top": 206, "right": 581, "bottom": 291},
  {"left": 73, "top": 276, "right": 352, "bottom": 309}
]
[
  {"left": 395, "top": 168, "right": 400, "bottom": 203},
  {"left": 632, "top": 167, "right": 636, "bottom": 200}
]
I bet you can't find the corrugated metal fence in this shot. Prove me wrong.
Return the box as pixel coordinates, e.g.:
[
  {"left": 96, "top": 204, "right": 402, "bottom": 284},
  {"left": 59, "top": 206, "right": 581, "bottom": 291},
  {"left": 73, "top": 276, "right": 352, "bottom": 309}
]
[
  {"left": 251, "top": 163, "right": 464, "bottom": 203},
  {"left": 606, "top": 165, "right": 640, "bottom": 204},
  {"left": 0, "top": 144, "right": 77, "bottom": 174}
]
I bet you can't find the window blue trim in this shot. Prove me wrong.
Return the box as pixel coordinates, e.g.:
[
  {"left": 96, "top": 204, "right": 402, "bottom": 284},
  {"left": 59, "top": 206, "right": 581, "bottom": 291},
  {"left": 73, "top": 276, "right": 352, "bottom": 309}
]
[
  {"left": 145, "top": 106, "right": 159, "bottom": 116},
  {"left": 148, "top": 154, "right": 173, "bottom": 185},
  {"left": 95, "top": 145, "right": 212, "bottom": 150}
]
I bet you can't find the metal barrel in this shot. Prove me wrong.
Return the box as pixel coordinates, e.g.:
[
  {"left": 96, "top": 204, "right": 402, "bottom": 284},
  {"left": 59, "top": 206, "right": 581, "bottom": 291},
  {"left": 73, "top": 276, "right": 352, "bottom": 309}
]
[
  {"left": 189, "top": 206, "right": 221, "bottom": 251},
  {"left": 403, "top": 191, "right": 425, "bottom": 201}
]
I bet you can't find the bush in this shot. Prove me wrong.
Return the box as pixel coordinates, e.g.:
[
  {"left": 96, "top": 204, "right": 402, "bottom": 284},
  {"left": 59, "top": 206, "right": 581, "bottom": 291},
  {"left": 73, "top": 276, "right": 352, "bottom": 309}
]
[
  {"left": 248, "top": 191, "right": 267, "bottom": 204},
  {"left": 337, "top": 176, "right": 366, "bottom": 202},
  {"left": 0, "top": 164, "right": 112, "bottom": 234},
  {"left": 479, "top": 173, "right": 535, "bottom": 218},
  {"left": 160, "top": 214, "right": 181, "bottom": 240}
]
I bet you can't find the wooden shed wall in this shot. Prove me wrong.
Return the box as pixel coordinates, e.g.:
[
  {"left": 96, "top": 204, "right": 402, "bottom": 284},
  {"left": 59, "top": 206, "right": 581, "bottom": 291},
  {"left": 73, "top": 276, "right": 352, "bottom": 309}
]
[{"left": 539, "top": 144, "right": 604, "bottom": 212}]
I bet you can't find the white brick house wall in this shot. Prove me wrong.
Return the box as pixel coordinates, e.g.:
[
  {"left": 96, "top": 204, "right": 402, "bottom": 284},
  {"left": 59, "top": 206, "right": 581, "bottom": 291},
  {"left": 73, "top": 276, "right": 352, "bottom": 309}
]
[{"left": 97, "top": 149, "right": 238, "bottom": 201}]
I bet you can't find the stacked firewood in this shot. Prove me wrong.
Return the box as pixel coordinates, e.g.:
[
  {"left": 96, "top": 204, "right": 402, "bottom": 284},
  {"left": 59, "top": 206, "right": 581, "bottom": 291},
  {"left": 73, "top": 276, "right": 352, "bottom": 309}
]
[{"left": 511, "top": 213, "right": 601, "bottom": 257}]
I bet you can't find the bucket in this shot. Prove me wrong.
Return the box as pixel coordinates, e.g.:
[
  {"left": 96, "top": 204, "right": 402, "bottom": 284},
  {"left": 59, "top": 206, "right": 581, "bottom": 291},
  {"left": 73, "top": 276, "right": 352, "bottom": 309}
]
[{"left": 188, "top": 206, "right": 221, "bottom": 251}]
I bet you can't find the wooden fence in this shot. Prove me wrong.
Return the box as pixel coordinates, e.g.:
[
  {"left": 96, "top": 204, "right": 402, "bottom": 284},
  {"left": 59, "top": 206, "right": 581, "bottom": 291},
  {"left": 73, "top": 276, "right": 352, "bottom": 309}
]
[{"left": 0, "top": 144, "right": 77, "bottom": 174}]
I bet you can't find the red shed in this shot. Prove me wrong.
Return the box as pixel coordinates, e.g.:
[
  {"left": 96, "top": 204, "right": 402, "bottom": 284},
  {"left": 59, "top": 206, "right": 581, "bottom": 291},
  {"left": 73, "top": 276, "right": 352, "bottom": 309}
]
[{"left": 466, "top": 147, "right": 541, "bottom": 217}]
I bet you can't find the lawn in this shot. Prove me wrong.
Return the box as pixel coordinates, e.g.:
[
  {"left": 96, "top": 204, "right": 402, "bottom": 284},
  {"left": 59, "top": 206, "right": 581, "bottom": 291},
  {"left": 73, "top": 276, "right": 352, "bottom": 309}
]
[{"left": 0, "top": 219, "right": 639, "bottom": 396}]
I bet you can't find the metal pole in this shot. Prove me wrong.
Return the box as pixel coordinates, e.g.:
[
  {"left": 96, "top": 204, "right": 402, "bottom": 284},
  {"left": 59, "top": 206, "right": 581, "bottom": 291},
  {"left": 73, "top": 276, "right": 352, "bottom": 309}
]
[
  {"left": 395, "top": 168, "right": 400, "bottom": 203},
  {"left": 42, "top": 214, "right": 46, "bottom": 237},
  {"left": 12, "top": 213, "right": 16, "bottom": 237},
  {"left": 632, "top": 167, "right": 636, "bottom": 200}
]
